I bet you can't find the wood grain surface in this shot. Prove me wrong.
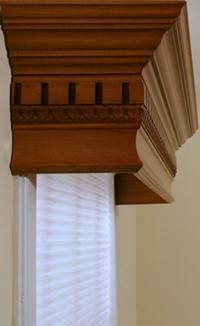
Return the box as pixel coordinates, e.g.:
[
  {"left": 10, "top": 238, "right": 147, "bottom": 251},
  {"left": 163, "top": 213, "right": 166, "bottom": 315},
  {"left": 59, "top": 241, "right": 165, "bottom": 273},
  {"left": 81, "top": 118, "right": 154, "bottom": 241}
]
[{"left": 0, "top": 1, "right": 197, "bottom": 204}]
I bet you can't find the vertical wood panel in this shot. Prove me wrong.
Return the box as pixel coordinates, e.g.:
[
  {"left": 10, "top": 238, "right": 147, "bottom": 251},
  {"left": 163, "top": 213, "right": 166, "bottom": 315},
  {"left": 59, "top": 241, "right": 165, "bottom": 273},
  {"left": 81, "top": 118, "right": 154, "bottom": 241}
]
[
  {"left": 21, "top": 81, "right": 41, "bottom": 105},
  {"left": 48, "top": 81, "right": 68, "bottom": 105},
  {"left": 103, "top": 81, "right": 122, "bottom": 104},
  {"left": 76, "top": 81, "right": 95, "bottom": 104}
]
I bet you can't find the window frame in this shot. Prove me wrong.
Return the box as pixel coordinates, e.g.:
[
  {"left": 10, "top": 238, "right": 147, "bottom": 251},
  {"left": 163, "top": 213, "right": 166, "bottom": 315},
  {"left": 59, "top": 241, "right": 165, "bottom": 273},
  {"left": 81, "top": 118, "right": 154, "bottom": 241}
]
[
  {"left": 15, "top": 176, "right": 36, "bottom": 326},
  {"left": 14, "top": 174, "right": 117, "bottom": 326}
]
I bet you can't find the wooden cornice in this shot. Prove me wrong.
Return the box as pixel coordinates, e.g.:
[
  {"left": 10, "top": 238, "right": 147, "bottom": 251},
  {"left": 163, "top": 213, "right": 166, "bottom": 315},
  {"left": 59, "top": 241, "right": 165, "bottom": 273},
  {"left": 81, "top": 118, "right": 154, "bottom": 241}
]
[{"left": 0, "top": 1, "right": 198, "bottom": 204}]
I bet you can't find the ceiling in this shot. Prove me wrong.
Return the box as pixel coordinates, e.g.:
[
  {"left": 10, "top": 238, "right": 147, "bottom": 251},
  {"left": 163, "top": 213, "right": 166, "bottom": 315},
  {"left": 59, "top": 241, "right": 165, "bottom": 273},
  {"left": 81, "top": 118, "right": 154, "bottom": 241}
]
[{"left": 187, "top": 0, "right": 200, "bottom": 109}]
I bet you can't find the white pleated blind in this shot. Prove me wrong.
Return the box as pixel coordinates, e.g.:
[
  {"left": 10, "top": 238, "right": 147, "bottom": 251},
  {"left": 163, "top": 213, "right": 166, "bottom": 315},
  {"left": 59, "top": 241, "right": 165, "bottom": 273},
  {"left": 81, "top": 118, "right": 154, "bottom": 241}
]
[{"left": 36, "top": 174, "right": 116, "bottom": 326}]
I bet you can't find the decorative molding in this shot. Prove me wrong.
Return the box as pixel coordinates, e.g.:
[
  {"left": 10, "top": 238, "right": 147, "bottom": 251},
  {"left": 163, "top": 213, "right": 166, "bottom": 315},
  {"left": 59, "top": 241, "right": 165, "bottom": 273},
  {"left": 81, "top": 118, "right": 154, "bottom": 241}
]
[
  {"left": 12, "top": 105, "right": 145, "bottom": 124},
  {"left": 134, "top": 5, "right": 198, "bottom": 203},
  {"left": 115, "top": 173, "right": 167, "bottom": 205},
  {"left": 0, "top": 1, "right": 198, "bottom": 204}
]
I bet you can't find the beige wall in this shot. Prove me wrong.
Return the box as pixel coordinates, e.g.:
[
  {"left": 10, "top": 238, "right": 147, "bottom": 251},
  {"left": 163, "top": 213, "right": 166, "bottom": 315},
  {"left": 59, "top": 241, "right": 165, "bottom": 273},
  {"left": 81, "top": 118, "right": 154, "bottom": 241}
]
[
  {"left": 116, "top": 206, "right": 137, "bottom": 326},
  {"left": 0, "top": 28, "right": 15, "bottom": 326},
  {"left": 136, "top": 126, "right": 200, "bottom": 326}
]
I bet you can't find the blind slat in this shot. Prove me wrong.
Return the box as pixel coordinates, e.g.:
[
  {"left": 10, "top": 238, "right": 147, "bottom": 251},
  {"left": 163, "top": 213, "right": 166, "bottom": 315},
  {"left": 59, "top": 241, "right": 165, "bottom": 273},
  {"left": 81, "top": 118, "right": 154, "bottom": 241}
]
[{"left": 36, "top": 173, "right": 115, "bottom": 326}]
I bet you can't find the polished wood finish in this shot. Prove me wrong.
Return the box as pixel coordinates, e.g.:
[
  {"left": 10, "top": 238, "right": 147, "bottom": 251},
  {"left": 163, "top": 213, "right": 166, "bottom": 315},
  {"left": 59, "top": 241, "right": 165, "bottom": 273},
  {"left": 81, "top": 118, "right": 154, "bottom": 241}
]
[
  {"left": 0, "top": 1, "right": 198, "bottom": 204},
  {"left": 115, "top": 174, "right": 167, "bottom": 204}
]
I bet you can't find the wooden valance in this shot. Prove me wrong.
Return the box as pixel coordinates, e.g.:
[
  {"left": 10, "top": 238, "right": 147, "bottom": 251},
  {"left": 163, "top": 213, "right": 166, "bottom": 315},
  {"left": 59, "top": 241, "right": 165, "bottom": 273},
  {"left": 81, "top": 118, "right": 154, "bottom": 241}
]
[{"left": 0, "top": 0, "right": 198, "bottom": 204}]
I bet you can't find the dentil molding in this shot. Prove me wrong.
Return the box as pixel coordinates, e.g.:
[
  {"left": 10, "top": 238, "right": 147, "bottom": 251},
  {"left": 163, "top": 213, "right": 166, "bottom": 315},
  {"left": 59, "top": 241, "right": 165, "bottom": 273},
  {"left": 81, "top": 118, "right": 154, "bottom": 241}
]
[{"left": 0, "top": 1, "right": 198, "bottom": 204}]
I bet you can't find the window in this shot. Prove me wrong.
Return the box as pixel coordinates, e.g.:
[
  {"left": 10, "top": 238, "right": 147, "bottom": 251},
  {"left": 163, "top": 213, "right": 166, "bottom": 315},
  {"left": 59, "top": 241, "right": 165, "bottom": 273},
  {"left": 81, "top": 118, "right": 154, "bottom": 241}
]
[{"left": 16, "top": 174, "right": 116, "bottom": 326}]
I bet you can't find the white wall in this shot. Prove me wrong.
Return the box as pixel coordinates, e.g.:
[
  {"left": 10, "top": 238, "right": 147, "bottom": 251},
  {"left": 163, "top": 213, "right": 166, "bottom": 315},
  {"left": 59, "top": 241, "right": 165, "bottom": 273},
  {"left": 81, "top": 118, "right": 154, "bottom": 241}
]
[
  {"left": 116, "top": 206, "right": 137, "bottom": 326},
  {"left": 136, "top": 127, "right": 200, "bottom": 326},
  {"left": 0, "top": 28, "right": 15, "bottom": 326}
]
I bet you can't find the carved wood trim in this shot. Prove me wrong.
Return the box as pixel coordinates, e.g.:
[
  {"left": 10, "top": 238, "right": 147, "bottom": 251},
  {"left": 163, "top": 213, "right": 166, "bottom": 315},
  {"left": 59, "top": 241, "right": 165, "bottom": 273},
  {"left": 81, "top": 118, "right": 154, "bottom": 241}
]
[
  {"left": 115, "top": 174, "right": 167, "bottom": 205},
  {"left": 0, "top": 1, "right": 198, "bottom": 204}
]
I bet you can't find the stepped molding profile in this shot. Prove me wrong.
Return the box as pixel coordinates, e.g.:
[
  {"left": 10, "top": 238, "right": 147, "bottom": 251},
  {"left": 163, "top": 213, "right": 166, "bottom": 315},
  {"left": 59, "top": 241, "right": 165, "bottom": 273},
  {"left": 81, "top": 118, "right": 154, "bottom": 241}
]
[{"left": 0, "top": 0, "right": 198, "bottom": 204}]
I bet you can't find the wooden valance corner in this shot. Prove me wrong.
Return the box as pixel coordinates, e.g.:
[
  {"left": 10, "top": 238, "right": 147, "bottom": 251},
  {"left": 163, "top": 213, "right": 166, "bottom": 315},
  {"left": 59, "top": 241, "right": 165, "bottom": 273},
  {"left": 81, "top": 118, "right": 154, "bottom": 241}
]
[{"left": 0, "top": 0, "right": 198, "bottom": 204}]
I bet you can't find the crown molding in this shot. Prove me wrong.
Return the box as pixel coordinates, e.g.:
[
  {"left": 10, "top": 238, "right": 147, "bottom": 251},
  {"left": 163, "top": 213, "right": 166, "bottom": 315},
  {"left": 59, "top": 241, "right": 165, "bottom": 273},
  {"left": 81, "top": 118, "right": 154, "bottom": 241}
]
[{"left": 0, "top": 1, "right": 198, "bottom": 204}]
